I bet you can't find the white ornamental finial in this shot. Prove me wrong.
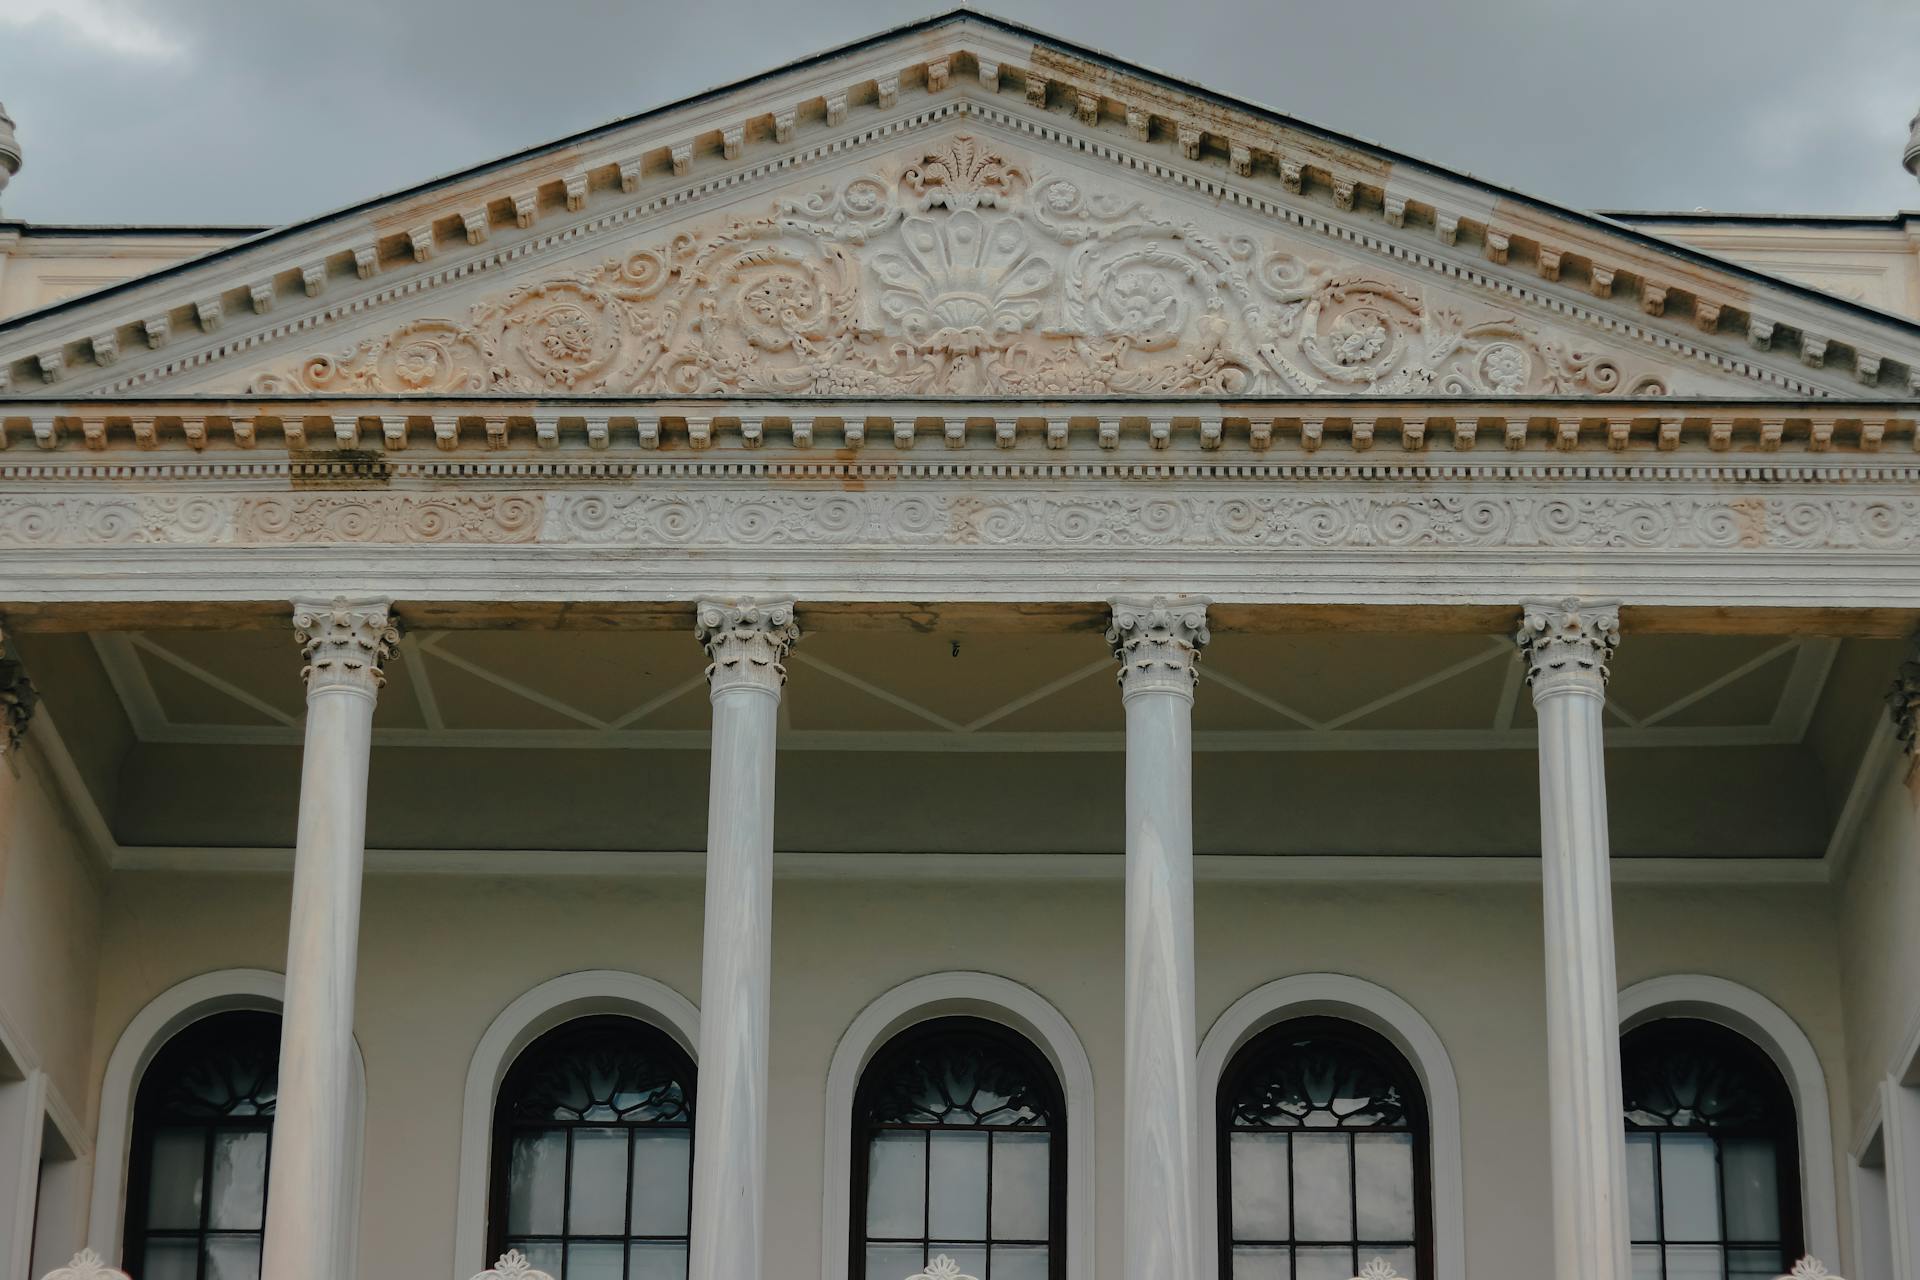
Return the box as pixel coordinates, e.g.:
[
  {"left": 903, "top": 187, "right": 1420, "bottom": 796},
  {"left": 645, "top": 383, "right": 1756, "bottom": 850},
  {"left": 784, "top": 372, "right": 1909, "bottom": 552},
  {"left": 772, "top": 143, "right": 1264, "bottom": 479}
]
[
  {"left": 1353, "top": 1260, "right": 1404, "bottom": 1280},
  {"left": 41, "top": 1251, "right": 131, "bottom": 1280},
  {"left": 470, "top": 1251, "right": 555, "bottom": 1280},
  {"left": 1905, "top": 106, "right": 1920, "bottom": 182},
  {"left": 0, "top": 102, "right": 19, "bottom": 209},
  {"left": 1777, "top": 1259, "right": 1841, "bottom": 1280},
  {"left": 907, "top": 1257, "right": 980, "bottom": 1280}
]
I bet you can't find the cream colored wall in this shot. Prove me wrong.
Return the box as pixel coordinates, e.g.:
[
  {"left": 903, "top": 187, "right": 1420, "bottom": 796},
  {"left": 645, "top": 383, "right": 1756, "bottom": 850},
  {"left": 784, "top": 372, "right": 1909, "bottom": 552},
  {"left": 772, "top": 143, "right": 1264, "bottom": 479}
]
[
  {"left": 0, "top": 230, "right": 249, "bottom": 321},
  {"left": 0, "top": 742, "right": 105, "bottom": 1126},
  {"left": 1837, "top": 747, "right": 1920, "bottom": 1119},
  {"left": 84, "top": 865, "right": 1849, "bottom": 1279},
  {"left": 1619, "top": 219, "right": 1920, "bottom": 321}
]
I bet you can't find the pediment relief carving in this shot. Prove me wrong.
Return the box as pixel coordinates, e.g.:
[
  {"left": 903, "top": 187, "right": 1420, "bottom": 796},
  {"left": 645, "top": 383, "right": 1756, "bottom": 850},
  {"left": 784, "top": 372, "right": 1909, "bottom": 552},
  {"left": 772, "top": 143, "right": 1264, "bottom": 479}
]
[{"left": 246, "top": 134, "right": 1696, "bottom": 399}]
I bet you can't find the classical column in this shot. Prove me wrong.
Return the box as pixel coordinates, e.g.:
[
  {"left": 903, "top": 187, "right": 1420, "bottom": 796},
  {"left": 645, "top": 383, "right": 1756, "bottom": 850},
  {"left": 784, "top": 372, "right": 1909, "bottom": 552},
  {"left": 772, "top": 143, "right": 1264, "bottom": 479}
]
[
  {"left": 261, "top": 599, "right": 396, "bottom": 1280},
  {"left": 688, "top": 599, "right": 798, "bottom": 1280},
  {"left": 1109, "top": 597, "right": 1209, "bottom": 1280},
  {"left": 1516, "top": 599, "right": 1630, "bottom": 1280}
]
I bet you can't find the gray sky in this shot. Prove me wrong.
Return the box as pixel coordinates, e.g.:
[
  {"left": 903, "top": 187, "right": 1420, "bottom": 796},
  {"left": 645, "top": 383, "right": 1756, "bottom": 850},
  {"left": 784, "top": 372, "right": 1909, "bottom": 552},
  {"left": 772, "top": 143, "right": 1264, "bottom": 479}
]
[{"left": 1, "top": 0, "right": 1918, "bottom": 227}]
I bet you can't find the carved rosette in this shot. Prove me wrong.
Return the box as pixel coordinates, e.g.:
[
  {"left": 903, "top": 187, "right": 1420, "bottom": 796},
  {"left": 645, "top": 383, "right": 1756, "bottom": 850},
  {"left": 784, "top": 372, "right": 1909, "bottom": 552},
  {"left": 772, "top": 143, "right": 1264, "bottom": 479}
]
[
  {"left": 1515, "top": 598, "right": 1620, "bottom": 699},
  {"left": 696, "top": 598, "right": 800, "bottom": 698},
  {"left": 1887, "top": 637, "right": 1920, "bottom": 759},
  {"left": 292, "top": 597, "right": 400, "bottom": 699},
  {"left": 0, "top": 624, "right": 37, "bottom": 758},
  {"left": 1108, "top": 596, "right": 1210, "bottom": 699},
  {"left": 39, "top": 1251, "right": 132, "bottom": 1280}
]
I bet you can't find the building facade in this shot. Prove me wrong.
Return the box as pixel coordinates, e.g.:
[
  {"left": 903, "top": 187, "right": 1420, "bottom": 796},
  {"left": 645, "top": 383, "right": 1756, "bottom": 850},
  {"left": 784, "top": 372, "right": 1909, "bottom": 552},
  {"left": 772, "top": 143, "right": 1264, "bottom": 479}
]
[{"left": 0, "top": 14, "right": 1919, "bottom": 1280}]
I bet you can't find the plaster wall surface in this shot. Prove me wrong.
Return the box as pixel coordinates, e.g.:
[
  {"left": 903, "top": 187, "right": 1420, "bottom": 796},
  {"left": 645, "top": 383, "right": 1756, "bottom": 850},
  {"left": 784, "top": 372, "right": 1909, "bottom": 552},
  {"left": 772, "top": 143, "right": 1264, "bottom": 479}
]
[
  {"left": 83, "top": 865, "right": 1848, "bottom": 1279},
  {"left": 0, "top": 746, "right": 104, "bottom": 1124},
  {"left": 1838, "top": 751, "right": 1920, "bottom": 1115},
  {"left": 0, "top": 230, "right": 253, "bottom": 321}
]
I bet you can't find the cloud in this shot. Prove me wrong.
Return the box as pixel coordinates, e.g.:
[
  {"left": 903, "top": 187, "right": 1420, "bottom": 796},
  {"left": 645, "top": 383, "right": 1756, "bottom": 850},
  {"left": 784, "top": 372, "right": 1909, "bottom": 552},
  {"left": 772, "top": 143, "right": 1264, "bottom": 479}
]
[{"left": 0, "top": 0, "right": 186, "bottom": 61}]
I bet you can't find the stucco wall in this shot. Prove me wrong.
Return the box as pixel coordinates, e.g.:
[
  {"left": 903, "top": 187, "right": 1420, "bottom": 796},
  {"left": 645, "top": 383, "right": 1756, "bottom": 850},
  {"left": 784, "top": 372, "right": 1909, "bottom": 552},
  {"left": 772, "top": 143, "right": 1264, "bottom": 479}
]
[
  {"left": 0, "top": 742, "right": 104, "bottom": 1126},
  {"left": 1838, "top": 747, "right": 1920, "bottom": 1120},
  {"left": 80, "top": 863, "right": 1851, "bottom": 1279}
]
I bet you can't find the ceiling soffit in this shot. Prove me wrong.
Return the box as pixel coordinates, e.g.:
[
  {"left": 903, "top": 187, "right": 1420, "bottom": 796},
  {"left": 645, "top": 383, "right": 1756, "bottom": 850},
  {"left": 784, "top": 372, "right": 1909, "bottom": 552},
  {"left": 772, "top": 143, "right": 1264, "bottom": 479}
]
[{"left": 2, "top": 19, "right": 1917, "bottom": 400}]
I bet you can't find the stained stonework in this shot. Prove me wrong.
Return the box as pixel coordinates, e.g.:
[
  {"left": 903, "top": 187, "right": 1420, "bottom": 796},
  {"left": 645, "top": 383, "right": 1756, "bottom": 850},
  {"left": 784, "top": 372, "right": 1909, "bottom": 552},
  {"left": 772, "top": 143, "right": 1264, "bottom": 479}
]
[{"left": 246, "top": 133, "right": 1690, "bottom": 399}]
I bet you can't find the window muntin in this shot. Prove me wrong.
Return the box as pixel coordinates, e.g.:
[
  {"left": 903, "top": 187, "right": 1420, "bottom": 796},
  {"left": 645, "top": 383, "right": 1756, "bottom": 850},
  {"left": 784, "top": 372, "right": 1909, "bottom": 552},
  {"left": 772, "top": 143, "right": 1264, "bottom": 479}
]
[
  {"left": 1622, "top": 1019, "right": 1802, "bottom": 1280},
  {"left": 852, "top": 1018, "right": 1066, "bottom": 1280},
  {"left": 488, "top": 1016, "right": 695, "bottom": 1280},
  {"left": 124, "top": 1010, "right": 279, "bottom": 1280},
  {"left": 1218, "top": 1017, "right": 1432, "bottom": 1280}
]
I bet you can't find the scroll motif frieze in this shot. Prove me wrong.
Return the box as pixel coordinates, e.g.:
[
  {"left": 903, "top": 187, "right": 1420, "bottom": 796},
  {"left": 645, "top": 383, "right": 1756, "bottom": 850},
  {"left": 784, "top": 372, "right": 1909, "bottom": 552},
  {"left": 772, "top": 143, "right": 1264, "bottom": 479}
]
[
  {"left": 250, "top": 135, "right": 1678, "bottom": 399},
  {"left": 0, "top": 490, "right": 1916, "bottom": 553}
]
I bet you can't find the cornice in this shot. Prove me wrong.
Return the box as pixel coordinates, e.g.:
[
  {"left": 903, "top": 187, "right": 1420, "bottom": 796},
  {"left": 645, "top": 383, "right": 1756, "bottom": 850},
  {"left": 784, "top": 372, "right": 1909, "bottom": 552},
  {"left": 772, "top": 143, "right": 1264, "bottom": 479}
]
[
  {"left": 0, "top": 395, "right": 1913, "bottom": 467},
  {"left": 2, "top": 33, "right": 1917, "bottom": 401}
]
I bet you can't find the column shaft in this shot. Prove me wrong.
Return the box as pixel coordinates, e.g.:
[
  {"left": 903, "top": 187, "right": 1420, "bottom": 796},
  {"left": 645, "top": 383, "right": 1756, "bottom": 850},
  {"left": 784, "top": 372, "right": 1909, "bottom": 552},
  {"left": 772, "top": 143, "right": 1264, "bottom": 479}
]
[
  {"left": 688, "top": 600, "right": 797, "bottom": 1280},
  {"left": 262, "top": 600, "right": 394, "bottom": 1280},
  {"left": 1520, "top": 600, "right": 1630, "bottom": 1280},
  {"left": 1111, "top": 598, "right": 1208, "bottom": 1280}
]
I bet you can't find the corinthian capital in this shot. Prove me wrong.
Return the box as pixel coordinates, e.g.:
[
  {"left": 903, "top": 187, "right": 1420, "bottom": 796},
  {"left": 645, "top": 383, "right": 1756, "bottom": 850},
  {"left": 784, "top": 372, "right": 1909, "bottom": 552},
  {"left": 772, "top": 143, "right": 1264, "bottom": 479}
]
[
  {"left": 0, "top": 623, "right": 36, "bottom": 758},
  {"left": 1889, "top": 636, "right": 1920, "bottom": 759},
  {"left": 697, "top": 598, "right": 800, "bottom": 697},
  {"left": 292, "top": 597, "right": 399, "bottom": 698},
  {"left": 1516, "top": 598, "right": 1620, "bottom": 697},
  {"left": 1108, "top": 596, "right": 1210, "bottom": 698}
]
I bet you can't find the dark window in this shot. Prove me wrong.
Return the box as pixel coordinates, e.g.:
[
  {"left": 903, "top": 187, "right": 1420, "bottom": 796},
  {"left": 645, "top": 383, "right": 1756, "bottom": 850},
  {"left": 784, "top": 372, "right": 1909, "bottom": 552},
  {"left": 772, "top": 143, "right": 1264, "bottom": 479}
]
[
  {"left": 1218, "top": 1017, "right": 1432, "bottom": 1280},
  {"left": 487, "top": 1016, "right": 695, "bottom": 1280},
  {"left": 1622, "top": 1019, "right": 1802, "bottom": 1280},
  {"left": 851, "top": 1018, "right": 1065, "bottom": 1280},
  {"left": 124, "top": 1010, "right": 279, "bottom": 1280}
]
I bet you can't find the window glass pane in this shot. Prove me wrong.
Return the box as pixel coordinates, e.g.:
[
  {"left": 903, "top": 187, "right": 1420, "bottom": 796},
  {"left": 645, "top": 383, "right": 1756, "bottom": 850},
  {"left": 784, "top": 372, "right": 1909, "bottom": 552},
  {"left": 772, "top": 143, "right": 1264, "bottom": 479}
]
[
  {"left": 1292, "top": 1133, "right": 1352, "bottom": 1242},
  {"left": 1231, "top": 1245, "right": 1289, "bottom": 1280},
  {"left": 1353, "top": 1132, "right": 1414, "bottom": 1240},
  {"left": 204, "top": 1234, "right": 262, "bottom": 1280},
  {"left": 1665, "top": 1244, "right": 1724, "bottom": 1280},
  {"left": 507, "top": 1130, "right": 567, "bottom": 1236},
  {"left": 569, "top": 1127, "right": 629, "bottom": 1236},
  {"left": 631, "top": 1128, "right": 692, "bottom": 1236},
  {"left": 1729, "top": 1248, "right": 1784, "bottom": 1277},
  {"left": 1625, "top": 1132, "right": 1658, "bottom": 1241},
  {"left": 1722, "top": 1137, "right": 1781, "bottom": 1243},
  {"left": 927, "top": 1131, "right": 989, "bottom": 1241},
  {"left": 1295, "top": 1244, "right": 1356, "bottom": 1280},
  {"left": 568, "top": 1240, "right": 627, "bottom": 1280},
  {"left": 991, "top": 1244, "right": 1050, "bottom": 1280},
  {"left": 1229, "top": 1131, "right": 1289, "bottom": 1242},
  {"left": 866, "top": 1131, "right": 925, "bottom": 1239},
  {"left": 630, "top": 1240, "right": 689, "bottom": 1280},
  {"left": 507, "top": 1241, "right": 563, "bottom": 1274},
  {"left": 142, "top": 1238, "right": 198, "bottom": 1280},
  {"left": 990, "top": 1131, "right": 1049, "bottom": 1241},
  {"left": 1631, "top": 1245, "right": 1662, "bottom": 1280},
  {"left": 1659, "top": 1134, "right": 1721, "bottom": 1242},
  {"left": 208, "top": 1129, "right": 269, "bottom": 1230},
  {"left": 146, "top": 1126, "right": 206, "bottom": 1229},
  {"left": 866, "top": 1244, "right": 925, "bottom": 1280}
]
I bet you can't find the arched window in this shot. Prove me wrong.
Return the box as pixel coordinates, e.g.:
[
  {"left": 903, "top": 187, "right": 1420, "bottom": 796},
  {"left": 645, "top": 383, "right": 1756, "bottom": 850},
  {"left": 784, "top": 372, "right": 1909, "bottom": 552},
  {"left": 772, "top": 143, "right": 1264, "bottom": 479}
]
[
  {"left": 487, "top": 1015, "right": 695, "bottom": 1280},
  {"left": 1217, "top": 1017, "right": 1432, "bottom": 1280},
  {"left": 123, "top": 1010, "right": 279, "bottom": 1280},
  {"left": 852, "top": 1017, "right": 1066, "bottom": 1280},
  {"left": 1622, "top": 1018, "right": 1803, "bottom": 1280}
]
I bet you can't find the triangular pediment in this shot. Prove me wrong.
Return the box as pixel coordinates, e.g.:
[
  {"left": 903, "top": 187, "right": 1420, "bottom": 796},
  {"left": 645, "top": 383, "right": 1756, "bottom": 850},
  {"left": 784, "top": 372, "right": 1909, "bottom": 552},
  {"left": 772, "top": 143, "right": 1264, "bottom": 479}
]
[{"left": 5, "top": 12, "right": 1918, "bottom": 399}]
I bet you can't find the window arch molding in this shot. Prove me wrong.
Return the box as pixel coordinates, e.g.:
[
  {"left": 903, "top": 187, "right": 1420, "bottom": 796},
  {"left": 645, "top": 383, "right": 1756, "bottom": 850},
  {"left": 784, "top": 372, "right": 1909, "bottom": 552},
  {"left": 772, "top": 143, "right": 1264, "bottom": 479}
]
[
  {"left": 1198, "top": 973, "right": 1465, "bottom": 1280},
  {"left": 822, "top": 972, "right": 1095, "bottom": 1280},
  {"left": 452, "top": 970, "right": 700, "bottom": 1280},
  {"left": 1618, "top": 973, "right": 1840, "bottom": 1266},
  {"left": 86, "top": 968, "right": 367, "bottom": 1267}
]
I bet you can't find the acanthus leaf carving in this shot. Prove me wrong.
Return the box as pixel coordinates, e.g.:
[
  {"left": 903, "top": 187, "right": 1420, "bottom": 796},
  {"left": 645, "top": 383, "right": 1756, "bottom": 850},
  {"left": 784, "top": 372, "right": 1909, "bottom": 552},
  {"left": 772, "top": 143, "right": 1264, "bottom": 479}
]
[{"left": 251, "top": 134, "right": 1676, "bottom": 399}]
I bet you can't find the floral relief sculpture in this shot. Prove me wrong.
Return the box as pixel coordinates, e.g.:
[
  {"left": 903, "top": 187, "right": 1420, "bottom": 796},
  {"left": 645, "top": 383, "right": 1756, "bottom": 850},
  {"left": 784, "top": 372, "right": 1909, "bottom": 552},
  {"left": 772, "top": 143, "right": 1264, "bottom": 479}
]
[{"left": 253, "top": 134, "right": 1674, "bottom": 397}]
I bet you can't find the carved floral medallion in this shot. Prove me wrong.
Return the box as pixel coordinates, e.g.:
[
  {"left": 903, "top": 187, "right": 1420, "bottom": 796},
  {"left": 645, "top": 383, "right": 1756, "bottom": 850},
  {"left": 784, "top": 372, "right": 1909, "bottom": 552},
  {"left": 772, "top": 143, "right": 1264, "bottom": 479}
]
[{"left": 252, "top": 135, "right": 1672, "bottom": 398}]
